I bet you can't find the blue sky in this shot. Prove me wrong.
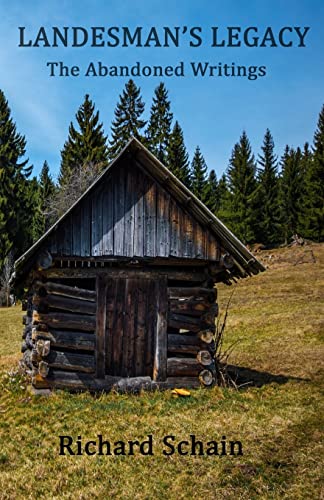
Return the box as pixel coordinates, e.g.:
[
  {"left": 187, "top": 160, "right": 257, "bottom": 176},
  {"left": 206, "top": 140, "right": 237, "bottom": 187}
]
[{"left": 0, "top": 0, "right": 323, "bottom": 180}]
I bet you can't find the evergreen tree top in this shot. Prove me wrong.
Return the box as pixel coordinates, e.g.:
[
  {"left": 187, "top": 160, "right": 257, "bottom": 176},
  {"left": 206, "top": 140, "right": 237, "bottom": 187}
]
[
  {"left": 59, "top": 93, "right": 109, "bottom": 186},
  {"left": 0, "top": 89, "right": 31, "bottom": 176},
  {"left": 208, "top": 169, "right": 218, "bottom": 183},
  {"left": 313, "top": 104, "right": 324, "bottom": 159},
  {"left": 39, "top": 160, "right": 55, "bottom": 194},
  {"left": 227, "top": 130, "right": 256, "bottom": 194},
  {"left": 191, "top": 145, "right": 208, "bottom": 195},
  {"left": 39, "top": 160, "right": 50, "bottom": 180},
  {"left": 109, "top": 79, "right": 146, "bottom": 159},
  {"left": 145, "top": 82, "right": 173, "bottom": 164},
  {"left": 68, "top": 94, "right": 107, "bottom": 149},
  {"left": 258, "top": 128, "right": 278, "bottom": 177},
  {"left": 167, "top": 121, "right": 191, "bottom": 188}
]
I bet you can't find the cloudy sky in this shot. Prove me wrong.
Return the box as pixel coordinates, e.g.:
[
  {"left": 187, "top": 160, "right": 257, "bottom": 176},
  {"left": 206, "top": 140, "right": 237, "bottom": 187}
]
[{"left": 0, "top": 0, "right": 323, "bottom": 179}]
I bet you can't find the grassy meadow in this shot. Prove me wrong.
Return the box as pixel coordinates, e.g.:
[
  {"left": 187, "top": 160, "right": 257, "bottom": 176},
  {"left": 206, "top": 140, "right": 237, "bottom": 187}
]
[{"left": 0, "top": 244, "right": 323, "bottom": 499}]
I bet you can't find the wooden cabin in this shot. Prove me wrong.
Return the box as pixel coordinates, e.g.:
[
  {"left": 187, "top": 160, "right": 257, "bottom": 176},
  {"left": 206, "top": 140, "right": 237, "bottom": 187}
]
[{"left": 14, "top": 138, "right": 264, "bottom": 393}]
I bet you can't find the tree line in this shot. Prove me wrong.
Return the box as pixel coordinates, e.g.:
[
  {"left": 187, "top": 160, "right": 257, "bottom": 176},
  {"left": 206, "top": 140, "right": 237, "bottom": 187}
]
[{"left": 0, "top": 81, "right": 323, "bottom": 278}]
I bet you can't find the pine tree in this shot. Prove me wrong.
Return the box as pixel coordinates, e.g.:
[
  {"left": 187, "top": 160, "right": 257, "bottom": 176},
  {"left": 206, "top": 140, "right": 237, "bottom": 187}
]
[
  {"left": 109, "top": 79, "right": 146, "bottom": 159},
  {"left": 300, "top": 142, "right": 312, "bottom": 179},
  {"left": 216, "top": 174, "right": 228, "bottom": 213},
  {"left": 40, "top": 161, "right": 55, "bottom": 201},
  {"left": 225, "top": 131, "right": 258, "bottom": 243},
  {"left": 297, "top": 143, "right": 313, "bottom": 237},
  {"left": 145, "top": 83, "right": 173, "bottom": 164},
  {"left": 167, "top": 121, "right": 191, "bottom": 188},
  {"left": 256, "top": 129, "right": 280, "bottom": 244},
  {"left": 191, "top": 146, "right": 209, "bottom": 204},
  {"left": 279, "top": 146, "right": 303, "bottom": 243},
  {"left": 302, "top": 105, "right": 324, "bottom": 241},
  {"left": 205, "top": 169, "right": 218, "bottom": 213},
  {"left": 0, "top": 89, "right": 33, "bottom": 266},
  {"left": 39, "top": 161, "right": 56, "bottom": 231},
  {"left": 22, "top": 177, "right": 44, "bottom": 244},
  {"left": 59, "top": 94, "right": 108, "bottom": 186}
]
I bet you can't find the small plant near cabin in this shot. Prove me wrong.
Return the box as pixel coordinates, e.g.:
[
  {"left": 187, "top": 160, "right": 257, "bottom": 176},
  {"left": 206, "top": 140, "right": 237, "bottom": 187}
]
[{"left": 213, "top": 291, "right": 241, "bottom": 388}]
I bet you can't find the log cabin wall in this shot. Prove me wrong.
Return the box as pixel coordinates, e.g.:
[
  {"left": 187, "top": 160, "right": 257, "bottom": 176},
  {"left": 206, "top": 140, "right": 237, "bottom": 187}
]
[
  {"left": 22, "top": 279, "right": 97, "bottom": 390},
  {"left": 21, "top": 265, "right": 218, "bottom": 392},
  {"left": 166, "top": 281, "right": 217, "bottom": 387}
]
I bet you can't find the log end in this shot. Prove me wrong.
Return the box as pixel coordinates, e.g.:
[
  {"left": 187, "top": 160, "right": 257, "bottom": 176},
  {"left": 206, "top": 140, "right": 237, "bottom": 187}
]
[
  {"left": 197, "top": 350, "right": 213, "bottom": 366},
  {"left": 199, "top": 369, "right": 215, "bottom": 386}
]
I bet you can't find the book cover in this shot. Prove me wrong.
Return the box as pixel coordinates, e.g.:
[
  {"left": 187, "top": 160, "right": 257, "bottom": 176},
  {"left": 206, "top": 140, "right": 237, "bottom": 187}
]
[{"left": 0, "top": 1, "right": 323, "bottom": 498}]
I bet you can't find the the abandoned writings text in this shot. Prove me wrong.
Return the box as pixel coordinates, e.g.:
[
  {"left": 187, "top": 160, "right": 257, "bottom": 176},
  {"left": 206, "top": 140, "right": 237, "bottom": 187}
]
[{"left": 46, "top": 61, "right": 267, "bottom": 80}]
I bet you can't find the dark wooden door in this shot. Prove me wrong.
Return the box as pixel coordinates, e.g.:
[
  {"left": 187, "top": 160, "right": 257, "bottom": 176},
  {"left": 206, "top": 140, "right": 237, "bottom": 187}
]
[{"left": 95, "top": 275, "right": 167, "bottom": 380}]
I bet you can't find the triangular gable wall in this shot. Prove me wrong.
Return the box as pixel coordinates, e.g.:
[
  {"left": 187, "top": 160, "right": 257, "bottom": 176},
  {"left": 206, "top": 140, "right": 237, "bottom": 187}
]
[{"left": 47, "top": 159, "right": 221, "bottom": 261}]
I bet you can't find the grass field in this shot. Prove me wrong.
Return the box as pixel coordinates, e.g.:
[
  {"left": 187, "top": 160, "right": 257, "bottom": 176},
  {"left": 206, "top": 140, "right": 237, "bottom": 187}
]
[{"left": 0, "top": 244, "right": 323, "bottom": 499}]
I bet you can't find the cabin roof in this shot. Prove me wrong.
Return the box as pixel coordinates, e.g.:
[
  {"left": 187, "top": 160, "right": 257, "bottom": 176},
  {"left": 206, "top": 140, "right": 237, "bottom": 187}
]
[{"left": 14, "top": 137, "right": 265, "bottom": 279}]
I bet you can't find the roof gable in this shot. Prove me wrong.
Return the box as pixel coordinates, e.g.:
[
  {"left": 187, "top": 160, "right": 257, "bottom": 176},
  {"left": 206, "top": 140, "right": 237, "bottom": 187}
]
[
  {"left": 15, "top": 138, "right": 265, "bottom": 279},
  {"left": 45, "top": 158, "right": 221, "bottom": 261}
]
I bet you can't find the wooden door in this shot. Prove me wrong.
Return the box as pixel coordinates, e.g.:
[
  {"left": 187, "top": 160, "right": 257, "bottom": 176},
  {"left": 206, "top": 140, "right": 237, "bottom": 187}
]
[{"left": 95, "top": 275, "right": 167, "bottom": 380}]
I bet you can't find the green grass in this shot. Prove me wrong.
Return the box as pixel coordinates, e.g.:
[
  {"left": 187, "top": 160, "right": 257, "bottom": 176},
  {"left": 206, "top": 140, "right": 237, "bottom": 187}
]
[{"left": 0, "top": 244, "right": 323, "bottom": 499}]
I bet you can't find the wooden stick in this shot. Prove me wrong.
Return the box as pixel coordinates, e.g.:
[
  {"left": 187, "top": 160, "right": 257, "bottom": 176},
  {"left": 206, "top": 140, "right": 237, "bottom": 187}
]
[
  {"left": 161, "top": 377, "right": 201, "bottom": 389},
  {"left": 168, "top": 333, "right": 201, "bottom": 355},
  {"left": 34, "top": 294, "right": 96, "bottom": 315},
  {"left": 167, "top": 344, "right": 200, "bottom": 355},
  {"left": 32, "top": 312, "right": 96, "bottom": 332},
  {"left": 34, "top": 280, "right": 96, "bottom": 302},
  {"left": 168, "top": 312, "right": 212, "bottom": 332},
  {"left": 153, "top": 277, "right": 168, "bottom": 381},
  {"left": 42, "top": 372, "right": 202, "bottom": 392},
  {"left": 32, "top": 372, "right": 206, "bottom": 392},
  {"left": 33, "top": 330, "right": 95, "bottom": 351},
  {"left": 169, "top": 298, "right": 212, "bottom": 310},
  {"left": 44, "top": 350, "right": 95, "bottom": 373},
  {"left": 112, "top": 376, "right": 153, "bottom": 393},
  {"left": 167, "top": 357, "right": 202, "bottom": 377},
  {"left": 95, "top": 275, "right": 107, "bottom": 378},
  {"left": 41, "top": 268, "right": 206, "bottom": 282},
  {"left": 168, "top": 333, "right": 200, "bottom": 346},
  {"left": 168, "top": 287, "right": 216, "bottom": 301}
]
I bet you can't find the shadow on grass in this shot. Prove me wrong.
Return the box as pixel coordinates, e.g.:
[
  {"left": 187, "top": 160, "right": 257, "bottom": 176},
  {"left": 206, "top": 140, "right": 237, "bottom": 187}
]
[{"left": 226, "top": 364, "right": 309, "bottom": 388}]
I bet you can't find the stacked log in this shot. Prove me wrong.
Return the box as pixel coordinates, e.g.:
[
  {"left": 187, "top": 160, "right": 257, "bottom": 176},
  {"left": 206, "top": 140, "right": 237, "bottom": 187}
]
[
  {"left": 20, "top": 280, "right": 97, "bottom": 390},
  {"left": 20, "top": 277, "right": 218, "bottom": 392},
  {"left": 167, "top": 285, "right": 217, "bottom": 387},
  {"left": 20, "top": 293, "right": 34, "bottom": 374}
]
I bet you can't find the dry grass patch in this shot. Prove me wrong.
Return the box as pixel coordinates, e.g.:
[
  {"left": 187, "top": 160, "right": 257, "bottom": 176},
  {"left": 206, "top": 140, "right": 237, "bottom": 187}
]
[
  {"left": 0, "top": 306, "right": 22, "bottom": 370},
  {"left": 218, "top": 243, "right": 324, "bottom": 380}
]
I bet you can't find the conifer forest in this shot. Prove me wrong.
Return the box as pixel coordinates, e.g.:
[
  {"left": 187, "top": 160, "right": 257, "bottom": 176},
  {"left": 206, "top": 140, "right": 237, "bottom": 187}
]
[{"left": 0, "top": 81, "right": 323, "bottom": 302}]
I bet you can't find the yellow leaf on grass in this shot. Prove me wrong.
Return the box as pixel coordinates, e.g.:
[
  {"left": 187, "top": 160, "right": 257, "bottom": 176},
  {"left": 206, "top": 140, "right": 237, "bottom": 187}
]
[{"left": 172, "top": 388, "right": 191, "bottom": 397}]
